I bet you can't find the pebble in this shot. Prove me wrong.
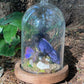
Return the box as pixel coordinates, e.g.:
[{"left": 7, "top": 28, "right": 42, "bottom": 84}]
[{"left": 50, "top": 64, "right": 60, "bottom": 71}]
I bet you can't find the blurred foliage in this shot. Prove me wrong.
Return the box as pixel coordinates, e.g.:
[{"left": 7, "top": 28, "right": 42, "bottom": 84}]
[
  {"left": 25, "top": 24, "right": 39, "bottom": 40},
  {"left": 0, "top": 12, "right": 23, "bottom": 57}
]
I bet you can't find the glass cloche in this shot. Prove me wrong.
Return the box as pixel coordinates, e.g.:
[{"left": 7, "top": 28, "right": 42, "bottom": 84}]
[{"left": 21, "top": 0, "right": 65, "bottom": 74}]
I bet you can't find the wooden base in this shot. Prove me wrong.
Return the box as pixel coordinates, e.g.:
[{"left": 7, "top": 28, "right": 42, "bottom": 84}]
[{"left": 14, "top": 61, "right": 69, "bottom": 84}]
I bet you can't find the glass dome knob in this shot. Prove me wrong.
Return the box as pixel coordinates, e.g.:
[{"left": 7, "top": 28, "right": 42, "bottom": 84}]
[{"left": 40, "top": 0, "right": 48, "bottom": 5}]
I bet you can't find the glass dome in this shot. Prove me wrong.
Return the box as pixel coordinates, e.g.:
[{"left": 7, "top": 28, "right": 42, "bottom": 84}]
[{"left": 21, "top": 0, "right": 65, "bottom": 74}]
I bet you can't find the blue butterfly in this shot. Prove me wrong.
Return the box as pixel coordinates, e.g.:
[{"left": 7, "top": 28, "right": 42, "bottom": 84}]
[
  {"left": 25, "top": 47, "right": 34, "bottom": 59},
  {"left": 37, "top": 38, "right": 60, "bottom": 64}
]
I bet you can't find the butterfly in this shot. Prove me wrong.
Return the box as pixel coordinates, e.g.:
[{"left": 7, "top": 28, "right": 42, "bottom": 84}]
[
  {"left": 25, "top": 47, "right": 34, "bottom": 59},
  {"left": 37, "top": 38, "right": 60, "bottom": 64}
]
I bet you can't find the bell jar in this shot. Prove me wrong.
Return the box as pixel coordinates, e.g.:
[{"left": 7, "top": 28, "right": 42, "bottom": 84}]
[{"left": 21, "top": 0, "right": 65, "bottom": 74}]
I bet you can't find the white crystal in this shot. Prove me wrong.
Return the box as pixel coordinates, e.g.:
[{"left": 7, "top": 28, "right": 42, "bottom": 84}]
[
  {"left": 29, "top": 59, "right": 33, "bottom": 66},
  {"left": 45, "top": 58, "right": 50, "bottom": 62},
  {"left": 39, "top": 57, "right": 42, "bottom": 61},
  {"left": 37, "top": 61, "right": 50, "bottom": 69}
]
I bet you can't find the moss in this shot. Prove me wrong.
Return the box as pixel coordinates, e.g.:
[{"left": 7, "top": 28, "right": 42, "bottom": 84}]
[
  {"left": 39, "top": 69, "right": 45, "bottom": 73},
  {"left": 28, "top": 64, "right": 33, "bottom": 68}
]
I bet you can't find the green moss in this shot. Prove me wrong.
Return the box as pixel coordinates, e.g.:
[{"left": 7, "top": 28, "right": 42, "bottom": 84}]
[
  {"left": 28, "top": 64, "right": 33, "bottom": 68},
  {"left": 39, "top": 69, "right": 45, "bottom": 73}
]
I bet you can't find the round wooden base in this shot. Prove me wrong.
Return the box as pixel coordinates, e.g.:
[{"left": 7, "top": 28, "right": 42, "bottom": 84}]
[{"left": 15, "top": 61, "right": 69, "bottom": 84}]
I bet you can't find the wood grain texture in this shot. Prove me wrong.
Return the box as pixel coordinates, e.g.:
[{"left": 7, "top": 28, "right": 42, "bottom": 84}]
[{"left": 15, "top": 61, "right": 69, "bottom": 84}]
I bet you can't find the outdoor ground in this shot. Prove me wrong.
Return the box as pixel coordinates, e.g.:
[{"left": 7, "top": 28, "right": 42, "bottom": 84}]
[{"left": 0, "top": 22, "right": 84, "bottom": 84}]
